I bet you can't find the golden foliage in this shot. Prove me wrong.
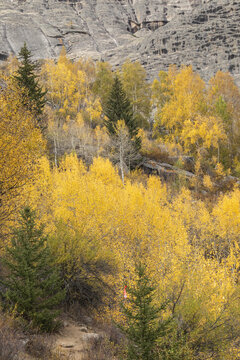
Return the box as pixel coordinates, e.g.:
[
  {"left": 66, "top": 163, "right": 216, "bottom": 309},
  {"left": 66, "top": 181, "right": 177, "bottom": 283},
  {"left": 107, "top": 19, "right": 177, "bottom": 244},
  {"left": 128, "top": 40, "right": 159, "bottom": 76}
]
[
  {"left": 23, "top": 155, "right": 240, "bottom": 357},
  {"left": 40, "top": 50, "right": 102, "bottom": 124},
  {"left": 153, "top": 66, "right": 227, "bottom": 163},
  {"left": 1, "top": 54, "right": 240, "bottom": 357},
  {"left": 120, "top": 60, "right": 151, "bottom": 128},
  {"left": 0, "top": 79, "right": 45, "bottom": 238}
]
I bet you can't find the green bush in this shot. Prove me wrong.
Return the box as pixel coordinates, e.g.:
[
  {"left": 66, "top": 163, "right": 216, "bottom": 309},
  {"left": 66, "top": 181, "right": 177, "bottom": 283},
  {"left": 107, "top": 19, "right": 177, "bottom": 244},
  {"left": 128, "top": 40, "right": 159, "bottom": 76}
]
[{"left": 1, "top": 207, "right": 65, "bottom": 332}]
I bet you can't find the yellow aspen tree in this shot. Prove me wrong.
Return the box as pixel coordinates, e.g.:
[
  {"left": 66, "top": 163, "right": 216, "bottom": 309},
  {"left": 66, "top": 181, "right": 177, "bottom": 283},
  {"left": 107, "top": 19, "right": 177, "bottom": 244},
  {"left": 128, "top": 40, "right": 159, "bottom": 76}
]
[
  {"left": 154, "top": 66, "right": 206, "bottom": 141},
  {"left": 121, "top": 60, "right": 151, "bottom": 128},
  {"left": 22, "top": 154, "right": 240, "bottom": 358},
  {"left": 209, "top": 71, "right": 240, "bottom": 169},
  {"left": 0, "top": 79, "right": 45, "bottom": 239},
  {"left": 93, "top": 61, "right": 114, "bottom": 109},
  {"left": 153, "top": 66, "right": 227, "bottom": 166}
]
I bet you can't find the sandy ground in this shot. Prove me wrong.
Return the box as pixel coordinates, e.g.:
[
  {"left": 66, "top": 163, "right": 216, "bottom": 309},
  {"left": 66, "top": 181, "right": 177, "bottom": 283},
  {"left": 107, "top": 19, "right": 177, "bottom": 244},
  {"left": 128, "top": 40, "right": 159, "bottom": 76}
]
[{"left": 54, "top": 320, "right": 99, "bottom": 360}]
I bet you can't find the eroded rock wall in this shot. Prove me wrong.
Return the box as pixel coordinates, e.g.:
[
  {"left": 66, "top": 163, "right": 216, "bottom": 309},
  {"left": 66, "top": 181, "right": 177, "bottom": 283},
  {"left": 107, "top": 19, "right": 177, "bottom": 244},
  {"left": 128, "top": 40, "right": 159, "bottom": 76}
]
[{"left": 0, "top": 0, "right": 239, "bottom": 85}]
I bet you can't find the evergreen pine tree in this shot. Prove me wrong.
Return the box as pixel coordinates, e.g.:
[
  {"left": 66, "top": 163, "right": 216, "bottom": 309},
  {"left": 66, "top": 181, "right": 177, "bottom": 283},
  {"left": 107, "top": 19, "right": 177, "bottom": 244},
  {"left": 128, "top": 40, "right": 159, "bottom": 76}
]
[
  {"left": 104, "top": 76, "right": 141, "bottom": 149},
  {"left": 1, "top": 207, "right": 64, "bottom": 332},
  {"left": 14, "top": 43, "right": 47, "bottom": 124},
  {"left": 118, "top": 262, "right": 169, "bottom": 360}
]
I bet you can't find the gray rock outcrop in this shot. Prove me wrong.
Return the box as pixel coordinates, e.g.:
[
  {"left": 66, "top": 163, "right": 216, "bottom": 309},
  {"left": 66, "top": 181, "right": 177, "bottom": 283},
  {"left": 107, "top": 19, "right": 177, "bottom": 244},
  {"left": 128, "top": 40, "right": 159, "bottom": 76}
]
[
  {"left": 0, "top": 0, "right": 239, "bottom": 85},
  {"left": 140, "top": 159, "right": 195, "bottom": 182}
]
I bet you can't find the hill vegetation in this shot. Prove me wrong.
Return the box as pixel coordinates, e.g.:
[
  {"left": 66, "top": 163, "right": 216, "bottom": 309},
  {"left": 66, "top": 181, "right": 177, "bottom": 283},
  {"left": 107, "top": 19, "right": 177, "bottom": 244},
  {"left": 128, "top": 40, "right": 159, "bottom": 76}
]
[{"left": 0, "top": 47, "right": 240, "bottom": 359}]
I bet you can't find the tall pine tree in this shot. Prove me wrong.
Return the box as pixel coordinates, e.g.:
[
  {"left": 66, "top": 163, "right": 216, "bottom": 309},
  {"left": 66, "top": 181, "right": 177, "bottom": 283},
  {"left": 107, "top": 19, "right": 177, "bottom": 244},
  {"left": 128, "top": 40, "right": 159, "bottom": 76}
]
[
  {"left": 14, "top": 43, "right": 47, "bottom": 126},
  {"left": 118, "top": 263, "right": 169, "bottom": 360},
  {"left": 1, "top": 207, "right": 64, "bottom": 332},
  {"left": 104, "top": 76, "right": 141, "bottom": 149}
]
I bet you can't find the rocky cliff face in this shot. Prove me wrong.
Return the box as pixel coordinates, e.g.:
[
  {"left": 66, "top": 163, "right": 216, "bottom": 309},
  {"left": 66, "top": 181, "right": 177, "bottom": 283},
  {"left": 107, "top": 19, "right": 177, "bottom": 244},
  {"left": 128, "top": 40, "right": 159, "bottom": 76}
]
[{"left": 0, "top": 0, "right": 239, "bottom": 85}]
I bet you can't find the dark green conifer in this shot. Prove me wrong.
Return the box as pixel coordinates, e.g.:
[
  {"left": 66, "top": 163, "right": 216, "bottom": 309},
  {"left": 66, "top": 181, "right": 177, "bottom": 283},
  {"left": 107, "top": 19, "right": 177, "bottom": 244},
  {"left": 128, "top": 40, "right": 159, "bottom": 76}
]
[
  {"left": 118, "top": 262, "right": 169, "bottom": 360},
  {"left": 1, "top": 207, "right": 64, "bottom": 332},
  {"left": 14, "top": 43, "right": 47, "bottom": 124},
  {"left": 104, "top": 76, "right": 141, "bottom": 149}
]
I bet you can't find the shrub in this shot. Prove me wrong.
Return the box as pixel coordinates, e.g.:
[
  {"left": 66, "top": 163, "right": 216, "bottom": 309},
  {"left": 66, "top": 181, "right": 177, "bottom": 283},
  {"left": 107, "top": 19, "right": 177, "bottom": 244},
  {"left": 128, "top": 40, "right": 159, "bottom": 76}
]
[
  {"left": 0, "top": 316, "right": 23, "bottom": 360},
  {"left": 1, "top": 207, "right": 65, "bottom": 332}
]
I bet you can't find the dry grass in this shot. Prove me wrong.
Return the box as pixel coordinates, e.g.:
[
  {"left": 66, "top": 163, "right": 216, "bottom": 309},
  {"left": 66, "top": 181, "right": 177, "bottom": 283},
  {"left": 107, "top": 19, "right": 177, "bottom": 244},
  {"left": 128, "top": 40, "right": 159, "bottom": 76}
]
[
  {"left": 142, "top": 144, "right": 170, "bottom": 163},
  {"left": 25, "top": 335, "right": 72, "bottom": 360},
  {"left": 0, "top": 316, "right": 23, "bottom": 360},
  {"left": 83, "top": 322, "right": 126, "bottom": 360},
  {"left": 0, "top": 314, "right": 71, "bottom": 360},
  {"left": 25, "top": 335, "right": 53, "bottom": 359},
  {"left": 83, "top": 336, "right": 120, "bottom": 360}
]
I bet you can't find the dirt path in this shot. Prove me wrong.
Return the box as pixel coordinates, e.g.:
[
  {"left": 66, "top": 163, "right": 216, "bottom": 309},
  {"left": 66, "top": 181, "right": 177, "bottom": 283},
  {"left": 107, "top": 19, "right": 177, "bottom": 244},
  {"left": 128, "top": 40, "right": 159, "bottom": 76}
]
[{"left": 54, "top": 320, "right": 99, "bottom": 360}]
